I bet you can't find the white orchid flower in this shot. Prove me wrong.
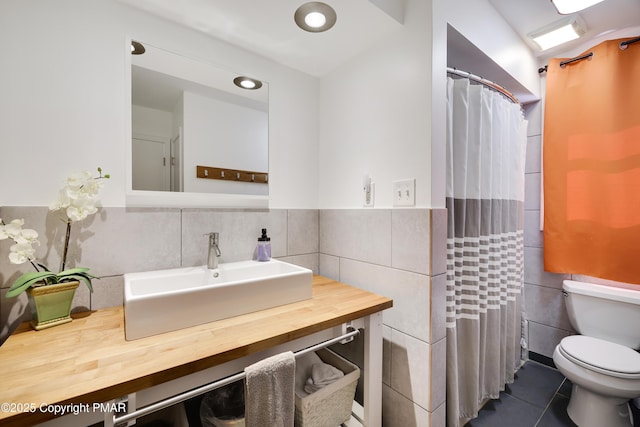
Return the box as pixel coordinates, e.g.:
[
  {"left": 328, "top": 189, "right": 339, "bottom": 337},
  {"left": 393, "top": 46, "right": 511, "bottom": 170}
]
[
  {"left": 8, "top": 242, "right": 36, "bottom": 265},
  {"left": 49, "top": 188, "right": 71, "bottom": 211},
  {"left": 13, "top": 228, "right": 39, "bottom": 245},
  {"left": 3, "top": 219, "right": 26, "bottom": 240},
  {"left": 66, "top": 198, "right": 98, "bottom": 221},
  {"left": 2, "top": 168, "right": 109, "bottom": 298},
  {"left": 65, "top": 170, "right": 93, "bottom": 190}
]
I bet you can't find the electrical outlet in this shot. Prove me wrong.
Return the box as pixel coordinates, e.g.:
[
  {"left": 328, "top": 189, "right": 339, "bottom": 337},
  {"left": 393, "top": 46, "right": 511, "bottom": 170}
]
[{"left": 393, "top": 179, "right": 415, "bottom": 207}]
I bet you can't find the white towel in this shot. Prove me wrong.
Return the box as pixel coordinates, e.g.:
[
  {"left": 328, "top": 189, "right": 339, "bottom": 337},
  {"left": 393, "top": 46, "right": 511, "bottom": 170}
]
[
  {"left": 303, "top": 362, "right": 344, "bottom": 394},
  {"left": 294, "top": 351, "right": 324, "bottom": 397},
  {"left": 244, "top": 351, "right": 295, "bottom": 427}
]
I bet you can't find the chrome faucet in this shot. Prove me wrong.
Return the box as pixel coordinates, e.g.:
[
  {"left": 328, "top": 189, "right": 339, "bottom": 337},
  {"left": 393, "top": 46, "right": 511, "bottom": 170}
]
[{"left": 206, "top": 232, "right": 221, "bottom": 269}]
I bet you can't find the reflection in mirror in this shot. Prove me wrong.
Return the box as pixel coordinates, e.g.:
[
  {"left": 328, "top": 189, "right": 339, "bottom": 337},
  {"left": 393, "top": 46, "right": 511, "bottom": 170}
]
[{"left": 130, "top": 42, "right": 268, "bottom": 199}]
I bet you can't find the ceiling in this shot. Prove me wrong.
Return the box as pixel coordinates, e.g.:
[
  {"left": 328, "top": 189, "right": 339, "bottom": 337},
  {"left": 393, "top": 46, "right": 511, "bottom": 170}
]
[
  {"left": 118, "top": 0, "right": 639, "bottom": 78},
  {"left": 488, "top": 0, "right": 640, "bottom": 60},
  {"left": 117, "top": 0, "right": 404, "bottom": 77}
]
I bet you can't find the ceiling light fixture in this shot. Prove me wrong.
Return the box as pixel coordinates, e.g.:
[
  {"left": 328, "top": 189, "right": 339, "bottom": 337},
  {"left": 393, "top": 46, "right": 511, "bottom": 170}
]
[
  {"left": 551, "top": 0, "right": 605, "bottom": 14},
  {"left": 233, "top": 76, "right": 263, "bottom": 90},
  {"left": 528, "top": 17, "right": 585, "bottom": 50},
  {"left": 294, "top": 2, "right": 337, "bottom": 33},
  {"left": 131, "top": 41, "right": 145, "bottom": 55}
]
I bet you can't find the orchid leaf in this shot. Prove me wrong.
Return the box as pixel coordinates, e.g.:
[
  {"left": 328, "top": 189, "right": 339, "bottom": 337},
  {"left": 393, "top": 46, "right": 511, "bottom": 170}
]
[
  {"left": 62, "top": 273, "right": 95, "bottom": 293},
  {"left": 6, "top": 271, "right": 56, "bottom": 298},
  {"left": 5, "top": 267, "right": 98, "bottom": 298},
  {"left": 58, "top": 267, "right": 97, "bottom": 293},
  {"left": 58, "top": 267, "right": 92, "bottom": 276},
  {"left": 36, "top": 263, "right": 51, "bottom": 272}
]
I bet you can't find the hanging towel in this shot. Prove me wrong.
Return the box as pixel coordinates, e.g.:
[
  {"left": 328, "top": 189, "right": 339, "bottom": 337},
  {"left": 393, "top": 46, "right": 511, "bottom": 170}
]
[{"left": 244, "top": 351, "right": 295, "bottom": 427}]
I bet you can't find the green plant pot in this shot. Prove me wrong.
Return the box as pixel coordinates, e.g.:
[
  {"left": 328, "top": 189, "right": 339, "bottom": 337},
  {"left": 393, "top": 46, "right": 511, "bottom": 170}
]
[{"left": 27, "top": 281, "right": 79, "bottom": 330}]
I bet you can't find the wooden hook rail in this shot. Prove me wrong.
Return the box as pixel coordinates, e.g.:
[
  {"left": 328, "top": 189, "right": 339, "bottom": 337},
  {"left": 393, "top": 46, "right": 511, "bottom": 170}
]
[{"left": 197, "top": 165, "right": 268, "bottom": 184}]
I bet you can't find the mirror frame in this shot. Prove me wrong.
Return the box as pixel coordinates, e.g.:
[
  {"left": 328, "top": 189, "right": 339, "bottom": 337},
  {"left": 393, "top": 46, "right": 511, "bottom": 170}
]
[{"left": 124, "top": 36, "right": 269, "bottom": 209}]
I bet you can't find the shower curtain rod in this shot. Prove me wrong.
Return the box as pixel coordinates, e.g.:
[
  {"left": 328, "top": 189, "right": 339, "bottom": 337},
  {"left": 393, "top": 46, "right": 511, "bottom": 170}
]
[
  {"left": 539, "top": 36, "right": 640, "bottom": 73},
  {"left": 447, "top": 67, "right": 519, "bottom": 104},
  {"left": 538, "top": 52, "right": 593, "bottom": 74}
]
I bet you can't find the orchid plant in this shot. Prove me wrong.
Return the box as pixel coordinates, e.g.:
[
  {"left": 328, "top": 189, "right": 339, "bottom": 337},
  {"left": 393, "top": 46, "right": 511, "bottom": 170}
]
[{"left": 0, "top": 168, "right": 109, "bottom": 298}]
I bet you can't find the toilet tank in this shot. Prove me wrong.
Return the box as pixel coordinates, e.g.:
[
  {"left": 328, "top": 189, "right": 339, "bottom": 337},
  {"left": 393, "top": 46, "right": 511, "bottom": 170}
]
[{"left": 563, "top": 280, "right": 640, "bottom": 349}]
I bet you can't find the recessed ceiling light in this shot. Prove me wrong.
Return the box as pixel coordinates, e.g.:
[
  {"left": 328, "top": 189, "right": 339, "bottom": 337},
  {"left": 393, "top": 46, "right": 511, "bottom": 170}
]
[
  {"left": 294, "top": 2, "right": 337, "bottom": 33},
  {"left": 131, "top": 41, "right": 145, "bottom": 55},
  {"left": 233, "top": 76, "right": 263, "bottom": 90},
  {"left": 551, "top": 0, "right": 604, "bottom": 14},
  {"left": 528, "top": 17, "right": 585, "bottom": 50}
]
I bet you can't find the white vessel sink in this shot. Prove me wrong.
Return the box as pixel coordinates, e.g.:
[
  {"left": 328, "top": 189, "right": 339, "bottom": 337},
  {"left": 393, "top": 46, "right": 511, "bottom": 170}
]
[{"left": 124, "top": 259, "right": 313, "bottom": 340}]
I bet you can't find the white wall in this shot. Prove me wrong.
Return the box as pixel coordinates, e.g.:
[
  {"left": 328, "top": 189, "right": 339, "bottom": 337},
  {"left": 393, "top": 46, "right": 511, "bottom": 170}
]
[
  {"left": 0, "top": 0, "right": 318, "bottom": 209},
  {"left": 182, "top": 92, "right": 268, "bottom": 195},
  {"left": 431, "top": 0, "right": 540, "bottom": 208},
  {"left": 437, "top": 0, "right": 540, "bottom": 98},
  {"left": 318, "top": 0, "right": 539, "bottom": 209},
  {"left": 132, "top": 105, "right": 174, "bottom": 138},
  {"left": 318, "top": 0, "right": 432, "bottom": 208}
]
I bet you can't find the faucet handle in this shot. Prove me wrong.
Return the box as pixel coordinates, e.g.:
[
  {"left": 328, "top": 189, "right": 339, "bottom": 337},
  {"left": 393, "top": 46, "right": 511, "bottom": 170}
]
[{"left": 205, "top": 232, "right": 220, "bottom": 248}]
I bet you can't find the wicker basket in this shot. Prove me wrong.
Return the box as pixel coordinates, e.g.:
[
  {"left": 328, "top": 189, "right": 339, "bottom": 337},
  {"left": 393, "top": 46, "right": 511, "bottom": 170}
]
[{"left": 294, "top": 348, "right": 360, "bottom": 427}]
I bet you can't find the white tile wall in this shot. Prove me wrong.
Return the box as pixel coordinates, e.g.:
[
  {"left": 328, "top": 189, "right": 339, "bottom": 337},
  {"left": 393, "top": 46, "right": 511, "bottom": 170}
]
[
  {"left": 0, "top": 207, "right": 320, "bottom": 343},
  {"left": 1, "top": 205, "right": 447, "bottom": 427},
  {"left": 319, "top": 253, "right": 340, "bottom": 281},
  {"left": 320, "top": 208, "right": 445, "bottom": 426},
  {"left": 390, "top": 329, "right": 433, "bottom": 409},
  {"left": 524, "top": 283, "right": 573, "bottom": 331},
  {"left": 523, "top": 100, "right": 577, "bottom": 358},
  {"left": 181, "top": 209, "right": 287, "bottom": 265},
  {"left": 340, "top": 258, "right": 432, "bottom": 341},
  {"left": 383, "top": 385, "right": 431, "bottom": 427},
  {"left": 287, "top": 209, "right": 319, "bottom": 255},
  {"left": 430, "top": 209, "right": 448, "bottom": 277},
  {"left": 391, "top": 209, "right": 430, "bottom": 275},
  {"left": 320, "top": 209, "right": 392, "bottom": 266},
  {"left": 430, "top": 274, "right": 447, "bottom": 343}
]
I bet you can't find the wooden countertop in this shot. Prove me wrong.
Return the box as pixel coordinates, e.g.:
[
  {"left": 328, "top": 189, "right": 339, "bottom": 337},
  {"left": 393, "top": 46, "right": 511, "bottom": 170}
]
[{"left": 0, "top": 276, "right": 392, "bottom": 426}]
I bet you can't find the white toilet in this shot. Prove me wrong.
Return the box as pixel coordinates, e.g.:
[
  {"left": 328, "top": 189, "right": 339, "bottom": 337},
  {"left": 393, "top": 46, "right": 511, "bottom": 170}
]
[{"left": 553, "top": 279, "right": 640, "bottom": 427}]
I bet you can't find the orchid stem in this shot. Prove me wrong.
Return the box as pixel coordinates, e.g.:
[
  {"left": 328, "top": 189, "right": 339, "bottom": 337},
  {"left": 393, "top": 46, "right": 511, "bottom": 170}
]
[{"left": 60, "top": 219, "right": 71, "bottom": 272}]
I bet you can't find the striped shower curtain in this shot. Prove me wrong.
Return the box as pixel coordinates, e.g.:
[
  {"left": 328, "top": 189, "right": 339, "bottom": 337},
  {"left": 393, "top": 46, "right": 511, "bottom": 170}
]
[{"left": 445, "top": 77, "right": 527, "bottom": 427}]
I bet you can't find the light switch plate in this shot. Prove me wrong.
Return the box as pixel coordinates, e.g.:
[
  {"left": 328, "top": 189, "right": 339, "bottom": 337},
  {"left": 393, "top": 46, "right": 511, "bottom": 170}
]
[{"left": 393, "top": 179, "right": 415, "bottom": 206}]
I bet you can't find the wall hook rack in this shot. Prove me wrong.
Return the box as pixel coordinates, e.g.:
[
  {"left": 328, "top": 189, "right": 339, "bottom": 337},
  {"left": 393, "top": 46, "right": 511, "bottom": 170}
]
[{"left": 197, "top": 165, "right": 268, "bottom": 184}]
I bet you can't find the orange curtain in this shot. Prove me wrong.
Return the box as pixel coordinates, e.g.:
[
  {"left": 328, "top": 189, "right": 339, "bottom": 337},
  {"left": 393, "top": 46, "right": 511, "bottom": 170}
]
[{"left": 544, "top": 37, "right": 640, "bottom": 285}]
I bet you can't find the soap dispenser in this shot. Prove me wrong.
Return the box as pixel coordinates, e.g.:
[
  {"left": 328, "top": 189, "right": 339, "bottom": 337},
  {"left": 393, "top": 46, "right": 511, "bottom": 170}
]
[{"left": 257, "top": 228, "right": 271, "bottom": 262}]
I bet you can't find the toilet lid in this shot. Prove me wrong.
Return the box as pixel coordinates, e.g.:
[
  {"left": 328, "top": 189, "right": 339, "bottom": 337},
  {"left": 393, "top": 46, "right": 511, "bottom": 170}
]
[{"left": 559, "top": 336, "right": 640, "bottom": 379}]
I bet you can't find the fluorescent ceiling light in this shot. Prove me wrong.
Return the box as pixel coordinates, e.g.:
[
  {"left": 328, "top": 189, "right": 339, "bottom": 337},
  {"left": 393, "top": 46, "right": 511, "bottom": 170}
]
[
  {"left": 551, "top": 0, "right": 604, "bottom": 14},
  {"left": 528, "top": 17, "right": 585, "bottom": 50}
]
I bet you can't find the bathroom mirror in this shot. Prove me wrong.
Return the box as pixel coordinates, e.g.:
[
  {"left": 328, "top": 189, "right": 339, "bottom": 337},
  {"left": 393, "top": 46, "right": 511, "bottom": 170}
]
[{"left": 127, "top": 40, "right": 269, "bottom": 208}]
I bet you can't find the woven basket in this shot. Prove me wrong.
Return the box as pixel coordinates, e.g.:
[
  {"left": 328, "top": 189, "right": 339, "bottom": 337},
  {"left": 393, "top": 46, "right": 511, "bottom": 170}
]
[{"left": 294, "top": 348, "right": 360, "bottom": 427}]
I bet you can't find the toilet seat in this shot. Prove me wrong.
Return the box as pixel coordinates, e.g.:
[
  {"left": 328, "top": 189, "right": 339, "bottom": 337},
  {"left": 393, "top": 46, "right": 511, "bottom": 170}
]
[{"left": 559, "top": 336, "right": 640, "bottom": 379}]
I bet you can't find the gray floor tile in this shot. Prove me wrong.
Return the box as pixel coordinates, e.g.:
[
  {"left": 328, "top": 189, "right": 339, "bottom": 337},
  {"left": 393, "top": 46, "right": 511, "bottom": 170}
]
[
  {"left": 466, "top": 392, "right": 544, "bottom": 427},
  {"left": 536, "top": 395, "right": 577, "bottom": 427},
  {"left": 507, "top": 361, "right": 565, "bottom": 408}
]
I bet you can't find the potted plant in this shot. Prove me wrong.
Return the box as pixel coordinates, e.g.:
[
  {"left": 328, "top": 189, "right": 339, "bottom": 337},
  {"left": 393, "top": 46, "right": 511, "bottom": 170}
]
[{"left": 0, "top": 168, "right": 109, "bottom": 330}]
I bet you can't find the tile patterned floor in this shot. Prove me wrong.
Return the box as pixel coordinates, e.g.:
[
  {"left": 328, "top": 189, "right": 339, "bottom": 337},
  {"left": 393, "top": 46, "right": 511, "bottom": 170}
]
[{"left": 465, "top": 359, "right": 640, "bottom": 427}]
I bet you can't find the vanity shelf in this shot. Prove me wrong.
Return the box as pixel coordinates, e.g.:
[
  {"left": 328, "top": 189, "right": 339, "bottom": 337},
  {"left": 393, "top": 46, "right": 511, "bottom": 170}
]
[{"left": 0, "top": 276, "right": 391, "bottom": 427}]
